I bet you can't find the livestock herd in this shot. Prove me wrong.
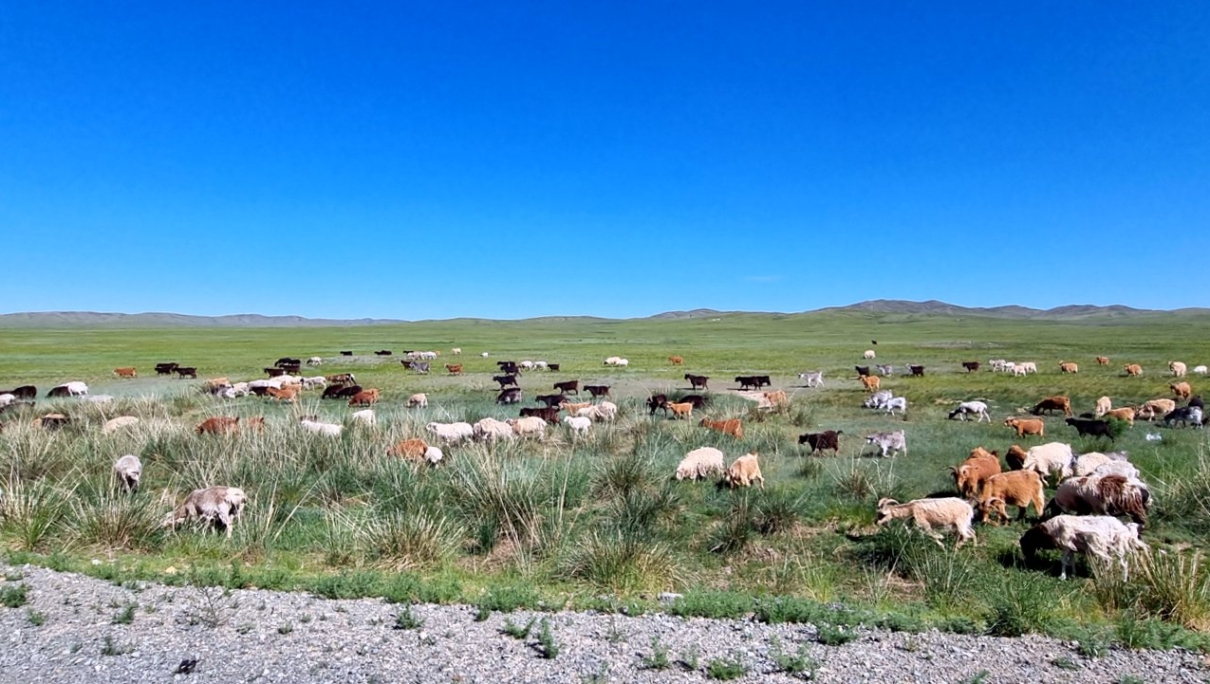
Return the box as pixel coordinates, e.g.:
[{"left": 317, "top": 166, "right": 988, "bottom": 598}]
[{"left": 0, "top": 346, "right": 1205, "bottom": 582}]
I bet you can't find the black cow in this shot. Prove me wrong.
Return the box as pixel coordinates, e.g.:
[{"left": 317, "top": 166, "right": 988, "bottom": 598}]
[
  {"left": 962, "top": 361, "right": 980, "bottom": 373},
  {"left": 1065, "top": 418, "right": 1115, "bottom": 440},
  {"left": 520, "top": 406, "right": 560, "bottom": 424},
  {"left": 496, "top": 387, "right": 522, "bottom": 404},
  {"left": 584, "top": 385, "right": 610, "bottom": 398},
  {"left": 684, "top": 374, "right": 709, "bottom": 390},
  {"left": 535, "top": 393, "right": 566, "bottom": 408},
  {"left": 493, "top": 374, "right": 519, "bottom": 389},
  {"left": 553, "top": 380, "right": 579, "bottom": 395},
  {"left": 909, "top": 365, "right": 925, "bottom": 377},
  {"left": 798, "top": 430, "right": 843, "bottom": 454},
  {"left": 647, "top": 394, "right": 669, "bottom": 415},
  {"left": 855, "top": 366, "right": 871, "bottom": 378}
]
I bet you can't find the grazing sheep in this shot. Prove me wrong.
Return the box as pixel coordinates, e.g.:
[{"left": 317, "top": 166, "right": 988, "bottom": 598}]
[
  {"left": 865, "top": 430, "right": 906, "bottom": 457},
  {"left": 876, "top": 497, "right": 976, "bottom": 547},
  {"left": 951, "top": 450, "right": 1002, "bottom": 499},
  {"left": 113, "top": 454, "right": 142, "bottom": 491},
  {"left": 562, "top": 415, "right": 592, "bottom": 436},
  {"left": 1059, "top": 361, "right": 1079, "bottom": 374},
  {"left": 1008, "top": 442, "right": 1075, "bottom": 483},
  {"left": 473, "top": 417, "right": 516, "bottom": 442},
  {"left": 301, "top": 376, "right": 327, "bottom": 390},
  {"left": 948, "top": 401, "right": 990, "bottom": 422},
  {"left": 1136, "top": 398, "right": 1177, "bottom": 421},
  {"left": 1046, "top": 473, "right": 1151, "bottom": 528},
  {"left": 102, "top": 416, "right": 140, "bottom": 435},
  {"left": 675, "top": 447, "right": 726, "bottom": 481},
  {"left": 163, "top": 486, "right": 248, "bottom": 537},
  {"left": 0, "top": 393, "right": 15, "bottom": 407},
  {"left": 47, "top": 381, "right": 89, "bottom": 397},
  {"left": 1004, "top": 417, "right": 1045, "bottom": 438},
  {"left": 350, "top": 409, "right": 376, "bottom": 426},
  {"left": 722, "top": 453, "right": 765, "bottom": 489},
  {"left": 306, "top": 356, "right": 323, "bottom": 366},
  {"left": 1094, "top": 396, "right": 1112, "bottom": 417},
  {"left": 406, "top": 393, "right": 428, "bottom": 409},
  {"left": 863, "top": 349, "right": 876, "bottom": 359},
  {"left": 1012, "top": 364, "right": 1029, "bottom": 377},
  {"left": 1170, "top": 361, "right": 1188, "bottom": 377},
  {"left": 300, "top": 418, "right": 343, "bottom": 437},
  {"left": 506, "top": 416, "right": 547, "bottom": 439},
  {"left": 668, "top": 355, "right": 684, "bottom": 365},
  {"left": 1020, "top": 515, "right": 1148, "bottom": 580},
  {"left": 977, "top": 470, "right": 1046, "bottom": 524},
  {"left": 1194, "top": 365, "right": 1208, "bottom": 375},
  {"left": 426, "top": 421, "right": 474, "bottom": 445}
]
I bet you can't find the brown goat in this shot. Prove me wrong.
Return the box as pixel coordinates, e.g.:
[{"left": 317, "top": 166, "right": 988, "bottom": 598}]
[
  {"left": 700, "top": 417, "right": 744, "bottom": 438},
  {"left": 1004, "top": 417, "right": 1045, "bottom": 438}
]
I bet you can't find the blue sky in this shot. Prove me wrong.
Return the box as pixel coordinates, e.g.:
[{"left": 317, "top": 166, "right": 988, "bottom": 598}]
[{"left": 2, "top": 2, "right": 1207, "bottom": 319}]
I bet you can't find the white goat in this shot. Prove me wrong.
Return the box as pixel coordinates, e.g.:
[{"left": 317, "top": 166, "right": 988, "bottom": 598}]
[
  {"left": 1021, "top": 515, "right": 1148, "bottom": 580},
  {"left": 876, "top": 497, "right": 976, "bottom": 547},
  {"left": 113, "top": 454, "right": 142, "bottom": 491},
  {"left": 426, "top": 421, "right": 474, "bottom": 445}
]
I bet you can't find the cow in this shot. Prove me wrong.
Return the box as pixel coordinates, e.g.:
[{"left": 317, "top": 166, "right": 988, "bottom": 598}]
[
  {"left": 553, "top": 380, "right": 579, "bottom": 395},
  {"left": 685, "top": 374, "right": 709, "bottom": 390},
  {"left": 962, "top": 361, "right": 980, "bottom": 373},
  {"left": 585, "top": 385, "right": 611, "bottom": 398},
  {"left": 494, "top": 374, "right": 519, "bottom": 389},
  {"left": 496, "top": 387, "right": 522, "bottom": 404},
  {"left": 798, "top": 430, "right": 842, "bottom": 454}
]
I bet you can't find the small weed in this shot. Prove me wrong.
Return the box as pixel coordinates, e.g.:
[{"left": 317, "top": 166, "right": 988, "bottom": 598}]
[
  {"left": 300, "top": 613, "right": 312, "bottom": 624},
  {"left": 394, "top": 606, "right": 424, "bottom": 630},
  {"left": 0, "top": 584, "right": 29, "bottom": 608},
  {"left": 27, "top": 610, "right": 45, "bottom": 626},
  {"left": 679, "top": 645, "right": 701, "bottom": 670},
  {"left": 642, "top": 636, "right": 670, "bottom": 670},
  {"left": 1117, "top": 676, "right": 1145, "bottom": 684},
  {"left": 112, "top": 603, "right": 136, "bottom": 625},
  {"left": 502, "top": 617, "right": 536, "bottom": 640},
  {"left": 958, "top": 672, "right": 990, "bottom": 684},
  {"left": 705, "top": 653, "right": 747, "bottom": 680},
  {"left": 100, "top": 636, "right": 127, "bottom": 656},
  {"left": 535, "top": 618, "right": 560, "bottom": 659},
  {"left": 278, "top": 623, "right": 294, "bottom": 635},
  {"left": 1052, "top": 656, "right": 1079, "bottom": 671},
  {"left": 606, "top": 618, "right": 626, "bottom": 643},
  {"left": 236, "top": 623, "right": 255, "bottom": 635},
  {"left": 769, "top": 636, "right": 817, "bottom": 676},
  {"left": 816, "top": 624, "right": 857, "bottom": 646}
]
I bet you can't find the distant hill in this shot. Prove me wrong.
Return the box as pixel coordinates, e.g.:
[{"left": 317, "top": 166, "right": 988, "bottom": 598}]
[
  {"left": 806, "top": 299, "right": 1198, "bottom": 319},
  {"left": 0, "top": 312, "right": 405, "bottom": 328}
]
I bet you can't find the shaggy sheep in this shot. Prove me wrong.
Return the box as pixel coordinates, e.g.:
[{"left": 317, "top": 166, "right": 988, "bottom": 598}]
[
  {"left": 113, "top": 454, "right": 142, "bottom": 491},
  {"left": 426, "top": 421, "right": 474, "bottom": 445},
  {"left": 562, "top": 415, "right": 592, "bottom": 436},
  {"left": 721, "top": 453, "right": 765, "bottom": 489},
  {"left": 1020, "top": 514, "right": 1148, "bottom": 580},
  {"left": 876, "top": 497, "right": 976, "bottom": 547},
  {"left": 1008, "top": 442, "right": 1074, "bottom": 483},
  {"left": 506, "top": 416, "right": 546, "bottom": 439},
  {"left": 1046, "top": 473, "right": 1151, "bottom": 528},
  {"left": 102, "top": 416, "right": 140, "bottom": 435},
  {"left": 473, "top": 417, "right": 516, "bottom": 442},
  {"left": 163, "top": 486, "right": 248, "bottom": 537},
  {"left": 350, "top": 409, "right": 376, "bottom": 426},
  {"left": 300, "top": 418, "right": 343, "bottom": 437},
  {"left": 675, "top": 447, "right": 726, "bottom": 481}
]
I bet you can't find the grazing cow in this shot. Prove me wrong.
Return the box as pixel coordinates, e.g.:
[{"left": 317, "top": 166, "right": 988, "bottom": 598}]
[
  {"left": 445, "top": 363, "right": 463, "bottom": 375},
  {"left": 496, "top": 387, "right": 522, "bottom": 404},
  {"left": 1004, "top": 417, "right": 1045, "bottom": 438},
  {"left": 962, "top": 361, "right": 980, "bottom": 373},
  {"left": 1032, "top": 396, "right": 1074, "bottom": 417},
  {"left": 865, "top": 430, "right": 907, "bottom": 457},
  {"left": 348, "top": 388, "right": 380, "bottom": 407},
  {"left": 909, "top": 365, "right": 925, "bottom": 377},
  {"left": 196, "top": 416, "right": 240, "bottom": 435},
  {"left": 798, "top": 371, "right": 823, "bottom": 388},
  {"left": 949, "top": 401, "right": 991, "bottom": 422},
  {"left": 1124, "top": 363, "right": 1143, "bottom": 377},
  {"left": 154, "top": 362, "right": 179, "bottom": 375},
  {"left": 553, "top": 380, "right": 579, "bottom": 395},
  {"left": 668, "top": 402, "right": 694, "bottom": 419},
  {"left": 585, "top": 385, "right": 611, "bottom": 398},
  {"left": 798, "top": 430, "right": 842, "bottom": 454},
  {"left": 1171, "top": 382, "right": 1193, "bottom": 400},
  {"left": 535, "top": 393, "right": 567, "bottom": 408},
  {"left": 860, "top": 375, "right": 881, "bottom": 392},
  {"left": 700, "top": 417, "right": 744, "bottom": 438},
  {"left": 1096, "top": 356, "right": 1110, "bottom": 365},
  {"left": 1065, "top": 418, "right": 1115, "bottom": 440},
  {"left": 1059, "top": 361, "right": 1079, "bottom": 374},
  {"left": 669, "top": 355, "right": 684, "bottom": 365},
  {"left": 685, "top": 374, "right": 710, "bottom": 390},
  {"left": 175, "top": 367, "right": 198, "bottom": 379},
  {"left": 855, "top": 365, "right": 871, "bottom": 377},
  {"left": 647, "top": 394, "right": 669, "bottom": 415},
  {"left": 519, "top": 406, "right": 561, "bottom": 424},
  {"left": 494, "top": 374, "right": 519, "bottom": 389},
  {"left": 864, "top": 350, "right": 876, "bottom": 359},
  {"left": 113, "top": 367, "right": 137, "bottom": 378}
]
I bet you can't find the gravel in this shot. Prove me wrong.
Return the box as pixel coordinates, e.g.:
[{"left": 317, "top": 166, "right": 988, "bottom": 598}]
[{"left": 1, "top": 563, "right": 1205, "bottom": 683}]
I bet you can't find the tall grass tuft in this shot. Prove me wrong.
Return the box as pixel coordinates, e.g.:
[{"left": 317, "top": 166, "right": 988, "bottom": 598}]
[
  {"left": 359, "top": 509, "right": 464, "bottom": 571},
  {"left": 563, "top": 530, "right": 688, "bottom": 593},
  {"left": 68, "top": 489, "right": 163, "bottom": 551},
  {"left": 0, "top": 476, "right": 71, "bottom": 552}
]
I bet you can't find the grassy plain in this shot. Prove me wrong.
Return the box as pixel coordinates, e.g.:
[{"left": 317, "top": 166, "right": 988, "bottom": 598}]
[{"left": 2, "top": 309, "right": 1210, "bottom": 647}]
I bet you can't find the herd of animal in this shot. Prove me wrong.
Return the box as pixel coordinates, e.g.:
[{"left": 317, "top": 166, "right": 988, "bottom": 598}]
[{"left": 0, "top": 347, "right": 1204, "bottom": 580}]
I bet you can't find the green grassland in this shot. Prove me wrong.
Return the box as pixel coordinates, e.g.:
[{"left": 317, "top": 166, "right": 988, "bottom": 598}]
[{"left": 2, "top": 310, "right": 1209, "bottom": 647}]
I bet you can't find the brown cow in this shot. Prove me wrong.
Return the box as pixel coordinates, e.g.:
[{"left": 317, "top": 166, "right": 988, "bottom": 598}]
[{"left": 113, "top": 367, "right": 137, "bottom": 378}]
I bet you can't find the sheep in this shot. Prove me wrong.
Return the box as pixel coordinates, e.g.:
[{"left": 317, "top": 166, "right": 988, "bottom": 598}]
[
  {"left": 1020, "top": 362, "right": 1038, "bottom": 374},
  {"left": 977, "top": 470, "right": 1046, "bottom": 524},
  {"left": 1093, "top": 460, "right": 1141, "bottom": 479},
  {"left": 877, "top": 364, "right": 894, "bottom": 376},
  {"left": 876, "top": 497, "right": 976, "bottom": 547},
  {"left": 1011, "top": 364, "right": 1029, "bottom": 377},
  {"left": 563, "top": 415, "right": 592, "bottom": 436},
  {"left": 307, "top": 356, "right": 323, "bottom": 366},
  {"left": 1136, "top": 398, "right": 1177, "bottom": 421},
  {"left": 47, "top": 381, "right": 88, "bottom": 397},
  {"left": 423, "top": 446, "right": 444, "bottom": 465},
  {"left": 451, "top": 348, "right": 462, "bottom": 355},
  {"left": 351, "top": 409, "right": 376, "bottom": 426},
  {"left": 163, "top": 486, "right": 248, "bottom": 537},
  {"left": 721, "top": 453, "right": 765, "bottom": 489},
  {"left": 1046, "top": 473, "right": 1150, "bottom": 528},
  {"left": 426, "top": 421, "right": 474, "bottom": 445},
  {"left": 595, "top": 401, "right": 619, "bottom": 421},
  {"left": 1020, "top": 515, "right": 1148, "bottom": 580},
  {"left": 561, "top": 401, "right": 592, "bottom": 413},
  {"left": 1171, "top": 382, "right": 1193, "bottom": 400},
  {"left": 1124, "top": 363, "right": 1143, "bottom": 377},
  {"left": 1074, "top": 452, "right": 1113, "bottom": 477},
  {"left": 1059, "top": 361, "right": 1079, "bottom": 374},
  {"left": 1170, "top": 361, "right": 1188, "bottom": 377},
  {"left": 1004, "top": 417, "right": 1045, "bottom": 438},
  {"left": 577, "top": 401, "right": 618, "bottom": 422},
  {"left": 507, "top": 416, "right": 547, "bottom": 439},
  {"left": 302, "top": 376, "right": 327, "bottom": 390},
  {"left": 1094, "top": 396, "right": 1112, "bottom": 417},
  {"left": 0, "top": 393, "right": 15, "bottom": 408},
  {"left": 675, "top": 447, "right": 726, "bottom": 481},
  {"left": 102, "top": 416, "right": 140, "bottom": 435},
  {"left": 405, "top": 393, "right": 428, "bottom": 409},
  {"left": 882, "top": 396, "right": 907, "bottom": 416},
  {"left": 300, "top": 417, "right": 343, "bottom": 437},
  {"left": 113, "top": 454, "right": 142, "bottom": 491},
  {"left": 951, "top": 450, "right": 1002, "bottom": 499},
  {"left": 473, "top": 417, "right": 516, "bottom": 442},
  {"left": 860, "top": 375, "right": 881, "bottom": 392},
  {"left": 863, "top": 349, "right": 876, "bottom": 359},
  {"left": 948, "top": 401, "right": 990, "bottom": 422},
  {"left": 33, "top": 413, "right": 70, "bottom": 430},
  {"left": 1195, "top": 365, "right": 1209, "bottom": 375},
  {"left": 1008, "top": 442, "right": 1074, "bottom": 483}
]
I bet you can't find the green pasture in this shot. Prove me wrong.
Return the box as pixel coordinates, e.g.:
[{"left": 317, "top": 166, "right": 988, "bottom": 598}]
[{"left": 1, "top": 310, "right": 1209, "bottom": 647}]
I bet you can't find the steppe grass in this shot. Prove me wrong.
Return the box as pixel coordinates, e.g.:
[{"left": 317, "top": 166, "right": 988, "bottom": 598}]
[{"left": 2, "top": 312, "right": 1210, "bottom": 647}]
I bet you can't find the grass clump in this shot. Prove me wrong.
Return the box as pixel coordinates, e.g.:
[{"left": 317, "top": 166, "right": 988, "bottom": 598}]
[
  {"left": 393, "top": 606, "right": 423, "bottom": 630},
  {"left": 642, "top": 636, "right": 671, "bottom": 670},
  {"left": 501, "top": 617, "right": 536, "bottom": 639},
  {"left": 534, "top": 617, "right": 560, "bottom": 659},
  {"left": 769, "top": 636, "right": 817, "bottom": 676},
  {"left": 705, "top": 653, "right": 747, "bottom": 680},
  {"left": 0, "top": 583, "right": 29, "bottom": 608}
]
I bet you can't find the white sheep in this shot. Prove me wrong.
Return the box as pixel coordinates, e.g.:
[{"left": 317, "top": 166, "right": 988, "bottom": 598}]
[
  {"left": 302, "top": 376, "right": 327, "bottom": 390},
  {"left": 102, "top": 416, "right": 140, "bottom": 435},
  {"left": 863, "top": 349, "right": 876, "bottom": 359},
  {"left": 1020, "top": 514, "right": 1148, "bottom": 580},
  {"left": 473, "top": 417, "right": 516, "bottom": 442},
  {"left": 306, "top": 356, "right": 323, "bottom": 366},
  {"left": 406, "top": 393, "right": 428, "bottom": 408},
  {"left": 1194, "top": 365, "right": 1208, "bottom": 375},
  {"left": 675, "top": 447, "right": 726, "bottom": 481},
  {"left": 1010, "top": 442, "right": 1074, "bottom": 482},
  {"left": 948, "top": 401, "right": 990, "bottom": 422},
  {"left": 423, "top": 446, "right": 444, "bottom": 465},
  {"left": 451, "top": 348, "right": 462, "bottom": 355},
  {"left": 506, "top": 416, "right": 546, "bottom": 438},
  {"left": 562, "top": 415, "right": 592, "bottom": 436},
  {"left": 113, "top": 454, "right": 142, "bottom": 491},
  {"left": 0, "top": 393, "right": 14, "bottom": 407},
  {"left": 876, "top": 497, "right": 976, "bottom": 547},
  {"left": 350, "top": 409, "right": 376, "bottom": 426},
  {"left": 163, "top": 486, "right": 248, "bottom": 537},
  {"left": 427, "top": 421, "right": 474, "bottom": 444},
  {"left": 300, "top": 418, "right": 344, "bottom": 437}
]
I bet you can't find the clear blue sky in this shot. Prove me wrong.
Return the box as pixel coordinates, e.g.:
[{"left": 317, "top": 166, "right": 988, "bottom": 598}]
[{"left": 2, "top": 2, "right": 1207, "bottom": 319}]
